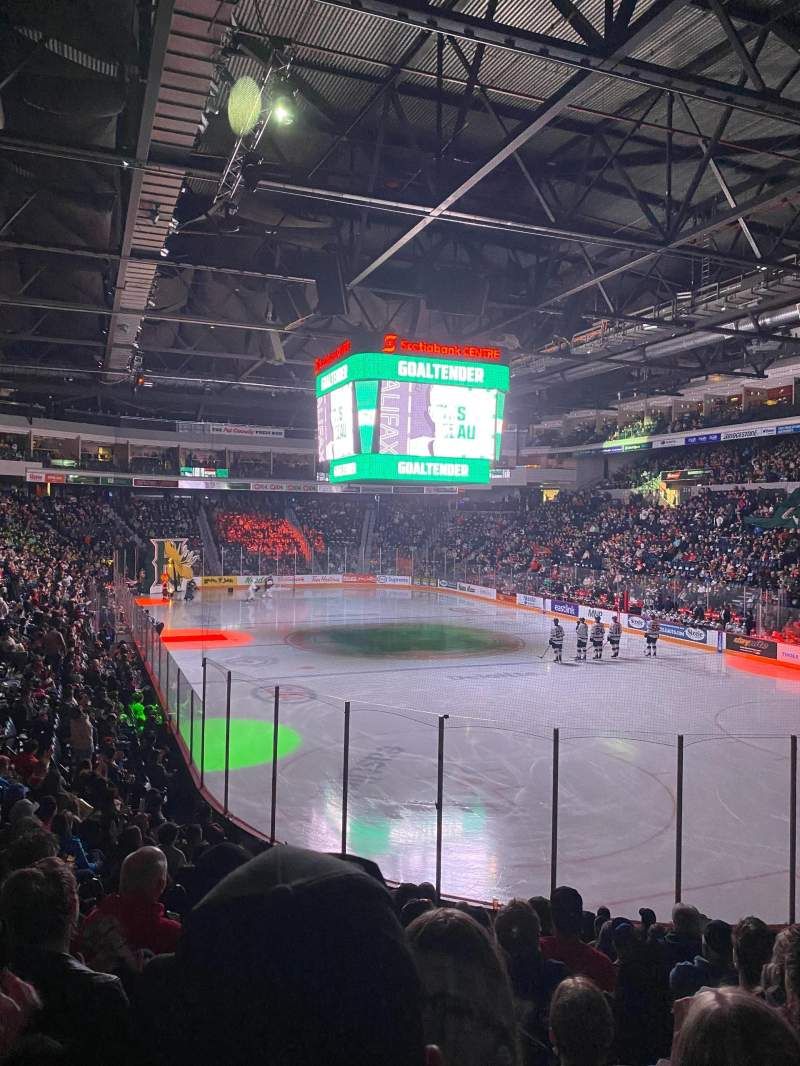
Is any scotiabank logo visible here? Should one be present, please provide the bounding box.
[382,333,501,361]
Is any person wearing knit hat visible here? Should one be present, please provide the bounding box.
[134,846,441,1066]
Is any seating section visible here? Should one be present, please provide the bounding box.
[1,486,800,1062]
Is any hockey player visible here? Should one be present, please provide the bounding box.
[575,618,588,661]
[590,619,605,660]
[608,616,622,659]
[246,582,256,602]
[646,616,660,657]
[549,618,565,663]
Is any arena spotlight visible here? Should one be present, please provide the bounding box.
[227,75,262,136]
[271,95,294,126]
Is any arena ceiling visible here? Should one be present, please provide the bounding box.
[2,0,800,430]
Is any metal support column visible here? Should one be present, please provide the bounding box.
[200,658,207,788]
[435,714,448,901]
[223,670,232,815]
[791,735,797,923]
[675,735,684,903]
[551,727,560,894]
[341,701,351,854]
[270,686,280,843]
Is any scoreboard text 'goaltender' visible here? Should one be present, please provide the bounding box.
[314,335,510,485]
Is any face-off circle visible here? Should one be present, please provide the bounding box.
[287,622,523,658]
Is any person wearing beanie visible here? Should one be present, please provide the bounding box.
[133,846,442,1066]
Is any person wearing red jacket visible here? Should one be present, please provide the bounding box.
[82,846,180,960]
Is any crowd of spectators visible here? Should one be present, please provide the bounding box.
[604,435,800,489]
[527,394,800,450]
[0,436,26,462]
[289,495,366,548]
[117,496,201,553]
[372,499,445,550]
[435,489,800,624]
[3,488,800,1062]
[213,509,323,572]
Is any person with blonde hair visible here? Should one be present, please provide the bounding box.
[671,986,800,1066]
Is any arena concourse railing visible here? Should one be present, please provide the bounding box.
[115,573,800,922]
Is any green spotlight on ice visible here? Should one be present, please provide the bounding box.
[227,75,262,136]
[271,95,294,126]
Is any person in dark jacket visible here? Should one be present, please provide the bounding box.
[495,899,567,1066]
[664,902,703,969]
[670,919,738,1000]
[0,857,131,1066]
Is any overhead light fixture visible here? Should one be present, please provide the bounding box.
[272,96,294,126]
[227,75,262,136]
[160,247,169,258]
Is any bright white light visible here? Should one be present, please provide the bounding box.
[272,98,294,126]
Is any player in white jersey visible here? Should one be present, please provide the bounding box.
[590,620,605,660]
[645,617,660,657]
[575,618,588,661]
[549,619,564,663]
[608,616,622,659]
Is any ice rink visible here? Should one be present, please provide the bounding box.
[145,586,800,922]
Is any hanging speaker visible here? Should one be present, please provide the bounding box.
[314,252,348,316]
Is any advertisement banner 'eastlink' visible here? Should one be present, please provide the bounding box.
[551,600,580,617]
[726,633,778,659]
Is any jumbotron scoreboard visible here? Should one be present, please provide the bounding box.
[315,333,510,484]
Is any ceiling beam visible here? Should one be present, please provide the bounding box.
[314,0,800,126]
[101,0,176,376]
[251,176,784,272]
[538,172,800,307]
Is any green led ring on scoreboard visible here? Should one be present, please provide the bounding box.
[315,334,510,486]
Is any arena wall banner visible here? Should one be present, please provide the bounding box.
[199,575,238,588]
[550,599,580,617]
[725,633,778,659]
[342,573,377,584]
[777,643,800,668]
[516,593,545,610]
[576,605,628,628]
[457,582,497,600]
[658,622,709,644]
[292,573,344,585]
[377,574,413,585]
[438,579,458,590]
[627,613,710,645]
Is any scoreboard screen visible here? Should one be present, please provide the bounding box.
[314,336,510,484]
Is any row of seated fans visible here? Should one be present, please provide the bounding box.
[2,489,800,1065]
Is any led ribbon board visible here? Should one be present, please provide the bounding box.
[315,342,509,485]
